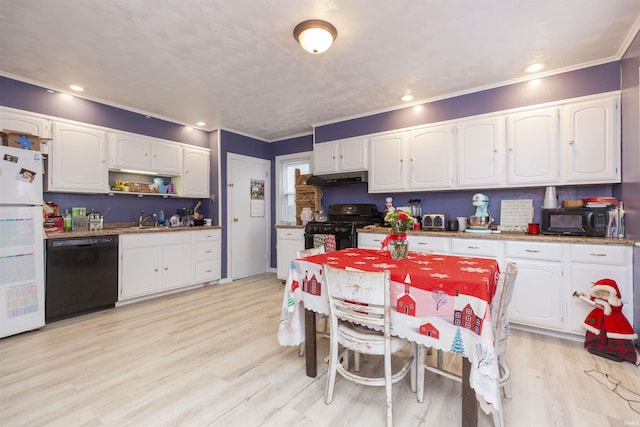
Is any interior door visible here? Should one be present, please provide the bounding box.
[227,153,270,279]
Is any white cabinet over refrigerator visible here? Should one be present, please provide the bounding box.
[0,145,45,338]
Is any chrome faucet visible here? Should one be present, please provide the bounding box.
[138,211,157,227]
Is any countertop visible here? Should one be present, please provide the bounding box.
[274,224,305,229]
[45,222,222,239]
[358,226,636,246]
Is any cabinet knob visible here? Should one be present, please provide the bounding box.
[164,267,168,271]
[508,147,513,152]
[569,140,574,145]
[493,149,498,153]
[233,217,239,222]
[154,268,158,272]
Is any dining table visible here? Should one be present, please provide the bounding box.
[278,247,502,426]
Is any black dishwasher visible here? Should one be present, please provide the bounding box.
[45,235,119,322]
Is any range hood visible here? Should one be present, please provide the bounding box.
[305,171,368,186]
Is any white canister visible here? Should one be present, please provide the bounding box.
[457,216,467,232]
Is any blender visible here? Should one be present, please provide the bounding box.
[466,193,493,233]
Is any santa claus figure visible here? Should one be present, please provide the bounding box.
[577,278,639,364]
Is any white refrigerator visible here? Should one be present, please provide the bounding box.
[0,145,45,338]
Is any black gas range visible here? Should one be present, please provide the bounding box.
[304,203,383,250]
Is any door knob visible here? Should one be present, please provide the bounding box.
[233,217,239,222]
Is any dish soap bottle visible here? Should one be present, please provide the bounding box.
[158,210,165,226]
[63,209,72,232]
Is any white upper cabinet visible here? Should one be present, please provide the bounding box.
[0,108,50,142]
[368,125,454,193]
[506,107,559,186]
[562,95,620,184]
[456,115,506,188]
[151,140,183,175]
[312,137,368,175]
[181,146,210,198]
[368,132,406,192]
[109,132,183,176]
[48,121,109,193]
[109,133,151,171]
[408,125,455,190]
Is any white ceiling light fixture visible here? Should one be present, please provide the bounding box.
[293,19,337,54]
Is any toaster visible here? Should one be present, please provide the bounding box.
[422,214,446,230]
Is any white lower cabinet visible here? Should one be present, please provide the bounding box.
[119,229,220,301]
[276,228,304,280]
[565,244,633,335]
[194,229,221,283]
[505,241,564,330]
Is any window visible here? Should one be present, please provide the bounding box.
[276,153,311,224]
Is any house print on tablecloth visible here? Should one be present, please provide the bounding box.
[419,322,440,339]
[302,271,321,296]
[453,302,483,334]
[397,286,416,316]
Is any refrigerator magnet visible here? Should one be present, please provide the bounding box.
[18,168,36,183]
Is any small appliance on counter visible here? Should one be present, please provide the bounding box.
[466,193,493,234]
[422,213,446,230]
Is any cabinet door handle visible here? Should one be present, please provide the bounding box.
[205,250,212,254]
[467,245,479,249]
[417,242,428,245]
[154,268,159,272]
[525,249,540,253]
[589,253,607,257]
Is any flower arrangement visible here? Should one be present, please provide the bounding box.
[384,208,415,234]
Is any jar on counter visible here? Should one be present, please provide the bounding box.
[301,207,313,225]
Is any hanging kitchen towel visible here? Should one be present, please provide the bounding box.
[325,234,336,252]
[313,234,326,250]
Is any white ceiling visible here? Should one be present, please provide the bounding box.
[2,1,640,141]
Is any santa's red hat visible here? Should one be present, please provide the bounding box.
[588,278,622,314]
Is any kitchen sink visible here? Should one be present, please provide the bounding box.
[129,225,156,229]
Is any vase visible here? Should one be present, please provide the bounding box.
[389,238,409,260]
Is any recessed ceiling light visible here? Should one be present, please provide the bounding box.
[401,94,414,102]
[196,121,206,127]
[69,84,84,92]
[525,63,545,73]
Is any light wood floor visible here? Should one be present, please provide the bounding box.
[2,273,640,427]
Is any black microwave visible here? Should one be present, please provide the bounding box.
[541,207,609,237]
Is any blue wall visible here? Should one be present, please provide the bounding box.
[1,61,623,278]
[0,76,214,224]
[304,61,620,235]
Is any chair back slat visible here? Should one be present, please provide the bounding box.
[324,265,389,328]
[492,262,518,345]
[297,246,325,258]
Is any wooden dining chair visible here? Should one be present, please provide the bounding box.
[415,262,518,427]
[323,264,415,427]
[296,246,326,356]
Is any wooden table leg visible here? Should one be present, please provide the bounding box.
[305,308,317,377]
[461,357,478,427]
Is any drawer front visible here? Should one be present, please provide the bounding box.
[358,233,386,249]
[505,241,562,261]
[195,241,220,262]
[194,230,221,243]
[450,238,500,257]
[407,235,449,254]
[195,261,220,282]
[570,244,628,265]
[277,228,304,241]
